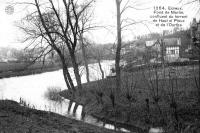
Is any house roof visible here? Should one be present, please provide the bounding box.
[146,39,160,47]
[164,38,181,46]
[145,38,181,48]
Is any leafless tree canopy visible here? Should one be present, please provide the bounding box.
[17,0,95,92]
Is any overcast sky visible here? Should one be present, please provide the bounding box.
[0,0,199,49]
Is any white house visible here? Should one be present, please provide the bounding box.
[164,38,181,62]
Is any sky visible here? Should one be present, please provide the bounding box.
[0,0,199,49]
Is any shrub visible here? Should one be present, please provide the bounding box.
[44,86,64,103]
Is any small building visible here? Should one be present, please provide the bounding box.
[164,38,181,62]
[146,39,161,52]
[145,38,181,62]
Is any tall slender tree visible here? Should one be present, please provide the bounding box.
[115,0,122,93]
[114,0,151,93]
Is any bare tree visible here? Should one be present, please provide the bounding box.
[78,7,94,83]
[80,35,90,82]
[90,44,105,79]
[17,0,95,93]
[114,0,150,93]
[115,0,122,93]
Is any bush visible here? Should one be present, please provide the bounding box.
[44,86,64,103]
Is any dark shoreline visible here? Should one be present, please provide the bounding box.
[0,59,106,79]
[0,66,61,79]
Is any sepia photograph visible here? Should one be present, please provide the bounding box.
[0,0,199,132]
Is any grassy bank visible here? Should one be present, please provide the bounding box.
[0,62,61,79]
[60,65,200,132]
[0,100,122,133]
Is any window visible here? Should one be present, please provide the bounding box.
[171,50,175,55]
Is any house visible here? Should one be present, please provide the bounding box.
[145,38,181,62]
[146,39,161,52]
[164,38,181,62]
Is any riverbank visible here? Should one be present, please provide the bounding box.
[0,66,61,79]
[60,65,200,132]
[0,100,122,133]
[0,62,61,79]
[0,59,106,79]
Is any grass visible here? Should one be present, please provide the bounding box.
[60,65,200,132]
[0,100,123,133]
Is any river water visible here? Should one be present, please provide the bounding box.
[0,60,119,129]
[0,60,166,132]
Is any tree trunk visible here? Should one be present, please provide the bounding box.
[59,53,75,92]
[62,66,72,90]
[198,51,200,103]
[68,100,73,113]
[71,52,83,90]
[81,106,86,120]
[73,103,79,116]
[115,0,122,93]
[98,59,104,79]
[80,35,90,82]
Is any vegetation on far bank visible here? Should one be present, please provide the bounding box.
[0,58,107,79]
[0,61,61,79]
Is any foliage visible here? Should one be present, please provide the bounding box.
[44,86,64,104]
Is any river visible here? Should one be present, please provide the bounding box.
[0,60,120,129]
